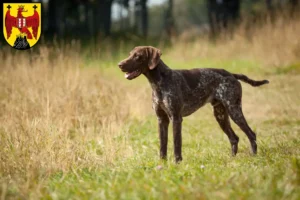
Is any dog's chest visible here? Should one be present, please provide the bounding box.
[152,89,178,115]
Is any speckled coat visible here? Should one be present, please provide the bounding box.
[118,46,269,163]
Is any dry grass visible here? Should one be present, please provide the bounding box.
[0,15,300,199]
[0,45,150,197]
[174,16,300,68]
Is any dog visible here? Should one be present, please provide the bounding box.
[118,46,269,163]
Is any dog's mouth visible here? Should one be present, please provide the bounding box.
[124,69,142,80]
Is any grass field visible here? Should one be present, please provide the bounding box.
[0,17,300,199]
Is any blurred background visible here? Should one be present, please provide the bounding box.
[1,0,299,41]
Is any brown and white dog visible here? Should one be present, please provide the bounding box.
[118,46,269,163]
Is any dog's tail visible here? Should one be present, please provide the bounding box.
[233,74,269,87]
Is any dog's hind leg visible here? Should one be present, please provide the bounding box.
[227,105,257,155]
[213,102,239,156]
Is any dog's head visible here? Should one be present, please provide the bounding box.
[118,46,162,80]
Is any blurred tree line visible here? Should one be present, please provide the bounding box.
[1,0,299,41]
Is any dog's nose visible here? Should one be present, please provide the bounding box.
[118,62,124,68]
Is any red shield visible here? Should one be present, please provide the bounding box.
[16,17,26,28]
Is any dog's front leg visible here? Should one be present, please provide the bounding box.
[158,116,169,160]
[172,116,183,163]
[155,105,170,160]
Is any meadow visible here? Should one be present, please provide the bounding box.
[0,16,300,199]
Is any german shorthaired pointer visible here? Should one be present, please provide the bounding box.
[118,46,269,163]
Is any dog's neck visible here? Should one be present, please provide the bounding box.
[143,59,172,90]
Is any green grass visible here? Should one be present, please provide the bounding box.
[47,54,300,199]
[46,116,300,200]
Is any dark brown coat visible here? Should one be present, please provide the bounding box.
[118,46,269,163]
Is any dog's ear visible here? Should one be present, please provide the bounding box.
[147,47,162,70]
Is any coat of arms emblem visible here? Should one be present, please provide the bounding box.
[3,3,41,50]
